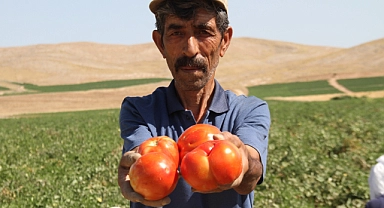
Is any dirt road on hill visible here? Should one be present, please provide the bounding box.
[328,76,354,96]
[262,77,384,102]
[265,90,384,102]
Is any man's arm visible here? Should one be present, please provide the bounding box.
[233,145,263,195]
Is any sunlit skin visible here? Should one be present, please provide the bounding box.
[152,8,232,123]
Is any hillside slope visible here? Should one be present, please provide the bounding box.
[284,38,384,81]
[1,37,384,117]
[2,37,383,90]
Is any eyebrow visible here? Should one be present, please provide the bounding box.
[195,22,212,30]
[167,23,184,31]
[167,22,214,31]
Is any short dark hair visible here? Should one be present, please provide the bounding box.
[154,0,229,39]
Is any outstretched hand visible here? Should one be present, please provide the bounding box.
[117,150,171,207]
[191,132,249,193]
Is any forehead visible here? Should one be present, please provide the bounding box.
[164,9,217,29]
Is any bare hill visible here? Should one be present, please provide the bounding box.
[1,37,383,91]
[0,42,170,86]
[215,38,342,92]
[1,37,384,117]
[284,38,384,81]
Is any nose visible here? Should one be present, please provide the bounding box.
[183,36,199,57]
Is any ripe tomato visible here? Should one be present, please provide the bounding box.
[129,152,178,201]
[177,124,221,163]
[137,136,179,165]
[180,140,242,192]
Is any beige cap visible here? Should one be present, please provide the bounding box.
[149,0,228,13]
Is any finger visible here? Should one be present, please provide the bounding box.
[119,176,171,206]
[117,152,140,192]
[212,133,225,140]
[121,179,145,203]
[120,152,141,168]
[119,170,171,206]
[213,132,243,149]
[140,197,171,207]
[117,165,130,187]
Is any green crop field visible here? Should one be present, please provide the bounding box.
[0,110,125,207]
[0,86,9,91]
[254,97,384,207]
[8,78,170,95]
[4,76,382,98]
[248,80,341,99]
[1,97,383,207]
[338,76,384,92]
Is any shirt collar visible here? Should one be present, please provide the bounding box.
[166,79,229,115]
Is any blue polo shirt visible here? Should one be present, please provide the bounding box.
[120,79,270,208]
[366,195,384,208]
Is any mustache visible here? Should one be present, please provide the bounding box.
[174,56,207,71]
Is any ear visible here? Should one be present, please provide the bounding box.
[220,26,233,57]
[152,30,166,58]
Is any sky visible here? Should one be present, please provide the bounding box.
[1,0,384,48]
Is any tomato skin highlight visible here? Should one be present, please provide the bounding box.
[129,152,178,201]
[209,140,242,185]
[137,136,179,165]
[177,124,221,163]
[180,140,242,192]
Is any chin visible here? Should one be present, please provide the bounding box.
[175,79,204,91]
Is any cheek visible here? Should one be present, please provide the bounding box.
[165,58,175,70]
[165,57,180,75]
[162,47,178,68]
[207,47,221,67]
[202,39,222,59]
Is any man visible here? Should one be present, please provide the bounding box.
[366,155,384,208]
[118,0,271,207]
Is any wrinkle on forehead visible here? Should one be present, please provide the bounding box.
[165,10,217,31]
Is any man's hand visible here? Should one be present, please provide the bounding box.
[117,150,171,207]
[193,132,262,195]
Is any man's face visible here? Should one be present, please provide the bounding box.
[153,9,231,91]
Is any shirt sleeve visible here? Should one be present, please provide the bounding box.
[119,97,153,154]
[233,97,271,184]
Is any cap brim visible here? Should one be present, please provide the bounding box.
[149,0,227,14]
[149,0,163,14]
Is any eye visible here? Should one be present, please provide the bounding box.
[198,29,214,37]
[171,31,183,36]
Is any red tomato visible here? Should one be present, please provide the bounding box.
[137,136,179,165]
[129,152,178,201]
[177,124,221,163]
[180,140,242,192]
